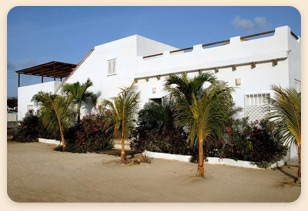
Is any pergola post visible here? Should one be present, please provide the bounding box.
[18,73,20,87]
[53,63,56,81]
[41,67,43,83]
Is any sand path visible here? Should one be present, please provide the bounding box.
[7,141,300,202]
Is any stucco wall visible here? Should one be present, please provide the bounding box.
[18,26,300,126]
[18,81,62,120]
[56,35,179,117]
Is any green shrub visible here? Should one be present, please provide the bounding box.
[13,110,39,142]
[13,110,56,142]
[249,120,287,168]
[220,118,287,168]
[131,101,191,155]
[62,113,113,153]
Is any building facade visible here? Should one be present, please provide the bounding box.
[17,25,300,161]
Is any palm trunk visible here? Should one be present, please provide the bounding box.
[59,123,66,149]
[77,103,81,124]
[197,130,204,177]
[52,102,66,149]
[121,103,126,161]
[297,144,301,183]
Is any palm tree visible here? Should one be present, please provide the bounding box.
[165,73,216,105]
[102,83,140,161]
[268,85,301,182]
[32,92,74,149]
[62,78,97,124]
[166,74,233,177]
[165,73,217,148]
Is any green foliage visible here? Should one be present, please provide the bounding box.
[249,120,288,168]
[7,97,17,109]
[32,91,75,146]
[172,79,234,147]
[268,85,301,148]
[56,112,113,153]
[13,110,39,142]
[13,110,55,142]
[165,73,215,105]
[220,119,288,168]
[62,78,97,123]
[131,101,190,155]
[102,83,140,140]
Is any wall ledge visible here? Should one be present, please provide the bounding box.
[143,150,284,169]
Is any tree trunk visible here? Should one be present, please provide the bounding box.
[197,130,204,177]
[59,124,66,149]
[53,102,66,149]
[77,103,81,124]
[121,105,126,161]
[297,144,301,183]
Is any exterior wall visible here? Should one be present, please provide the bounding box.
[18,81,62,120]
[136,26,299,116]
[288,33,301,92]
[56,35,178,117]
[16,25,300,162]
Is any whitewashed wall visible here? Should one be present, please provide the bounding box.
[17,26,300,162]
[18,81,62,120]
[56,35,178,117]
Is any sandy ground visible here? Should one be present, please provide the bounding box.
[7,141,300,202]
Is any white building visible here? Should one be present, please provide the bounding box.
[16,25,300,162]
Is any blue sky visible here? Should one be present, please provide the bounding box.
[7,6,301,97]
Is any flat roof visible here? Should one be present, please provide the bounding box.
[16,61,77,78]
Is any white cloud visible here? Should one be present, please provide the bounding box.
[232,16,271,31]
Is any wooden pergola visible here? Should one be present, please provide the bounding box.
[16,61,77,87]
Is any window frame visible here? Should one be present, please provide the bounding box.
[107,58,117,76]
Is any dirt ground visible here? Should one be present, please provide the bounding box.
[7,141,300,202]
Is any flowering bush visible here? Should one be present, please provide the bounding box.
[220,119,253,161]
[13,110,54,142]
[62,112,113,153]
[249,120,287,168]
[220,118,287,168]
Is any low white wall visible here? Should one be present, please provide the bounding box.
[38,138,62,145]
[143,150,284,169]
[143,150,191,162]
[7,113,18,121]
[113,140,131,150]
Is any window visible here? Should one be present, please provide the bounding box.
[107,59,117,76]
[244,93,270,106]
[244,93,270,122]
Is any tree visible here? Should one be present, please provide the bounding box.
[165,73,216,147]
[102,83,140,161]
[165,73,216,105]
[62,78,97,124]
[7,97,17,109]
[268,85,301,182]
[32,92,74,149]
[166,73,233,177]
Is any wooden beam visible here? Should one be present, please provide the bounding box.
[232,65,237,71]
[272,59,278,66]
[53,63,56,81]
[251,62,256,69]
[18,73,20,87]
